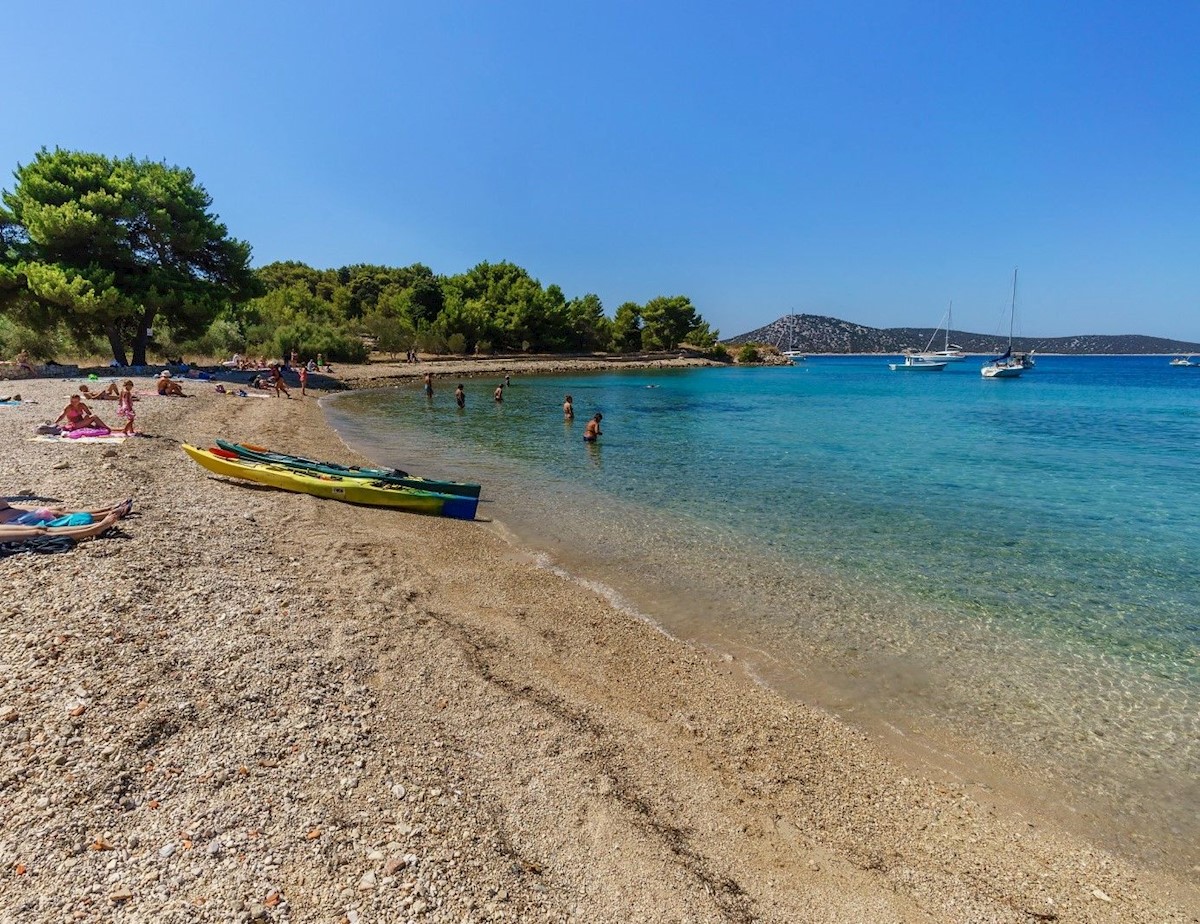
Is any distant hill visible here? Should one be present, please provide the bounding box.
[724,314,1200,355]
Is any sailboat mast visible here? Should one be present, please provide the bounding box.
[1009,268,1018,349]
[945,300,952,352]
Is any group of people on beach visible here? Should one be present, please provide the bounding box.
[421,374,603,442]
[53,380,138,436]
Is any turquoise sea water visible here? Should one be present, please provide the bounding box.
[324,356,1200,870]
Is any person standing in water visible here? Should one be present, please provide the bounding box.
[423,372,433,397]
[493,384,504,403]
[563,394,574,420]
[583,412,602,442]
[455,383,465,408]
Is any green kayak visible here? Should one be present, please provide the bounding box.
[215,439,482,499]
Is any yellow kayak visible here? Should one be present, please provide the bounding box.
[182,445,478,519]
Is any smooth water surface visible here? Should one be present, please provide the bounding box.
[324,356,1200,870]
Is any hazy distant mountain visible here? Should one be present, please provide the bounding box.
[725,313,1200,355]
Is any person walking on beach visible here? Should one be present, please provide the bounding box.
[115,380,137,436]
[583,412,602,442]
[270,364,290,398]
[563,394,574,420]
[423,372,434,397]
[494,384,504,403]
[298,363,308,397]
[455,384,465,408]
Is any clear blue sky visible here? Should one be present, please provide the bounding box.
[5,1,1198,341]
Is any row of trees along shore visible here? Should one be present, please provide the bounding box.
[0,148,720,366]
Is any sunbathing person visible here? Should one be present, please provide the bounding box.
[80,382,120,400]
[54,394,108,431]
[0,497,132,526]
[0,507,125,543]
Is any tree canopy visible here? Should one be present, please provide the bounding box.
[1,149,719,364]
[0,148,256,365]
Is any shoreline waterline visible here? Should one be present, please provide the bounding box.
[322,358,1199,880]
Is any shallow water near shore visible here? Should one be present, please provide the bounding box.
[324,355,1200,874]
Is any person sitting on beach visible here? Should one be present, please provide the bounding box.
[80,382,120,400]
[563,394,574,420]
[583,412,602,442]
[15,349,35,375]
[54,394,107,431]
[156,371,187,396]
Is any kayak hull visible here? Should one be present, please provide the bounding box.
[183,445,478,520]
[214,439,481,499]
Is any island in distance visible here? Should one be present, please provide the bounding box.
[725,313,1200,356]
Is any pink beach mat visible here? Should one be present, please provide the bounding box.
[30,432,131,444]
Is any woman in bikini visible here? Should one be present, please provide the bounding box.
[54,394,107,431]
[80,382,120,400]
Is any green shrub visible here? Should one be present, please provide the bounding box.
[737,344,760,364]
[188,317,247,358]
[707,343,729,361]
[272,321,369,363]
[447,332,467,355]
[474,339,492,356]
[416,329,448,355]
[0,317,70,360]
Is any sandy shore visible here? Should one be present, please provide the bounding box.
[1,364,1197,923]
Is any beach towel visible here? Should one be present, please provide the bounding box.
[0,535,77,558]
[30,433,130,444]
[63,427,112,439]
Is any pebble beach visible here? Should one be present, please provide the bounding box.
[1,362,1197,923]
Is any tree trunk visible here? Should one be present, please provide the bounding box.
[106,324,128,367]
[131,309,156,367]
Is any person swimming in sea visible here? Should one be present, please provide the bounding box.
[583,412,602,442]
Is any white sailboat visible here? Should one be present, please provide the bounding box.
[910,301,967,362]
[775,314,807,361]
[981,269,1025,379]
